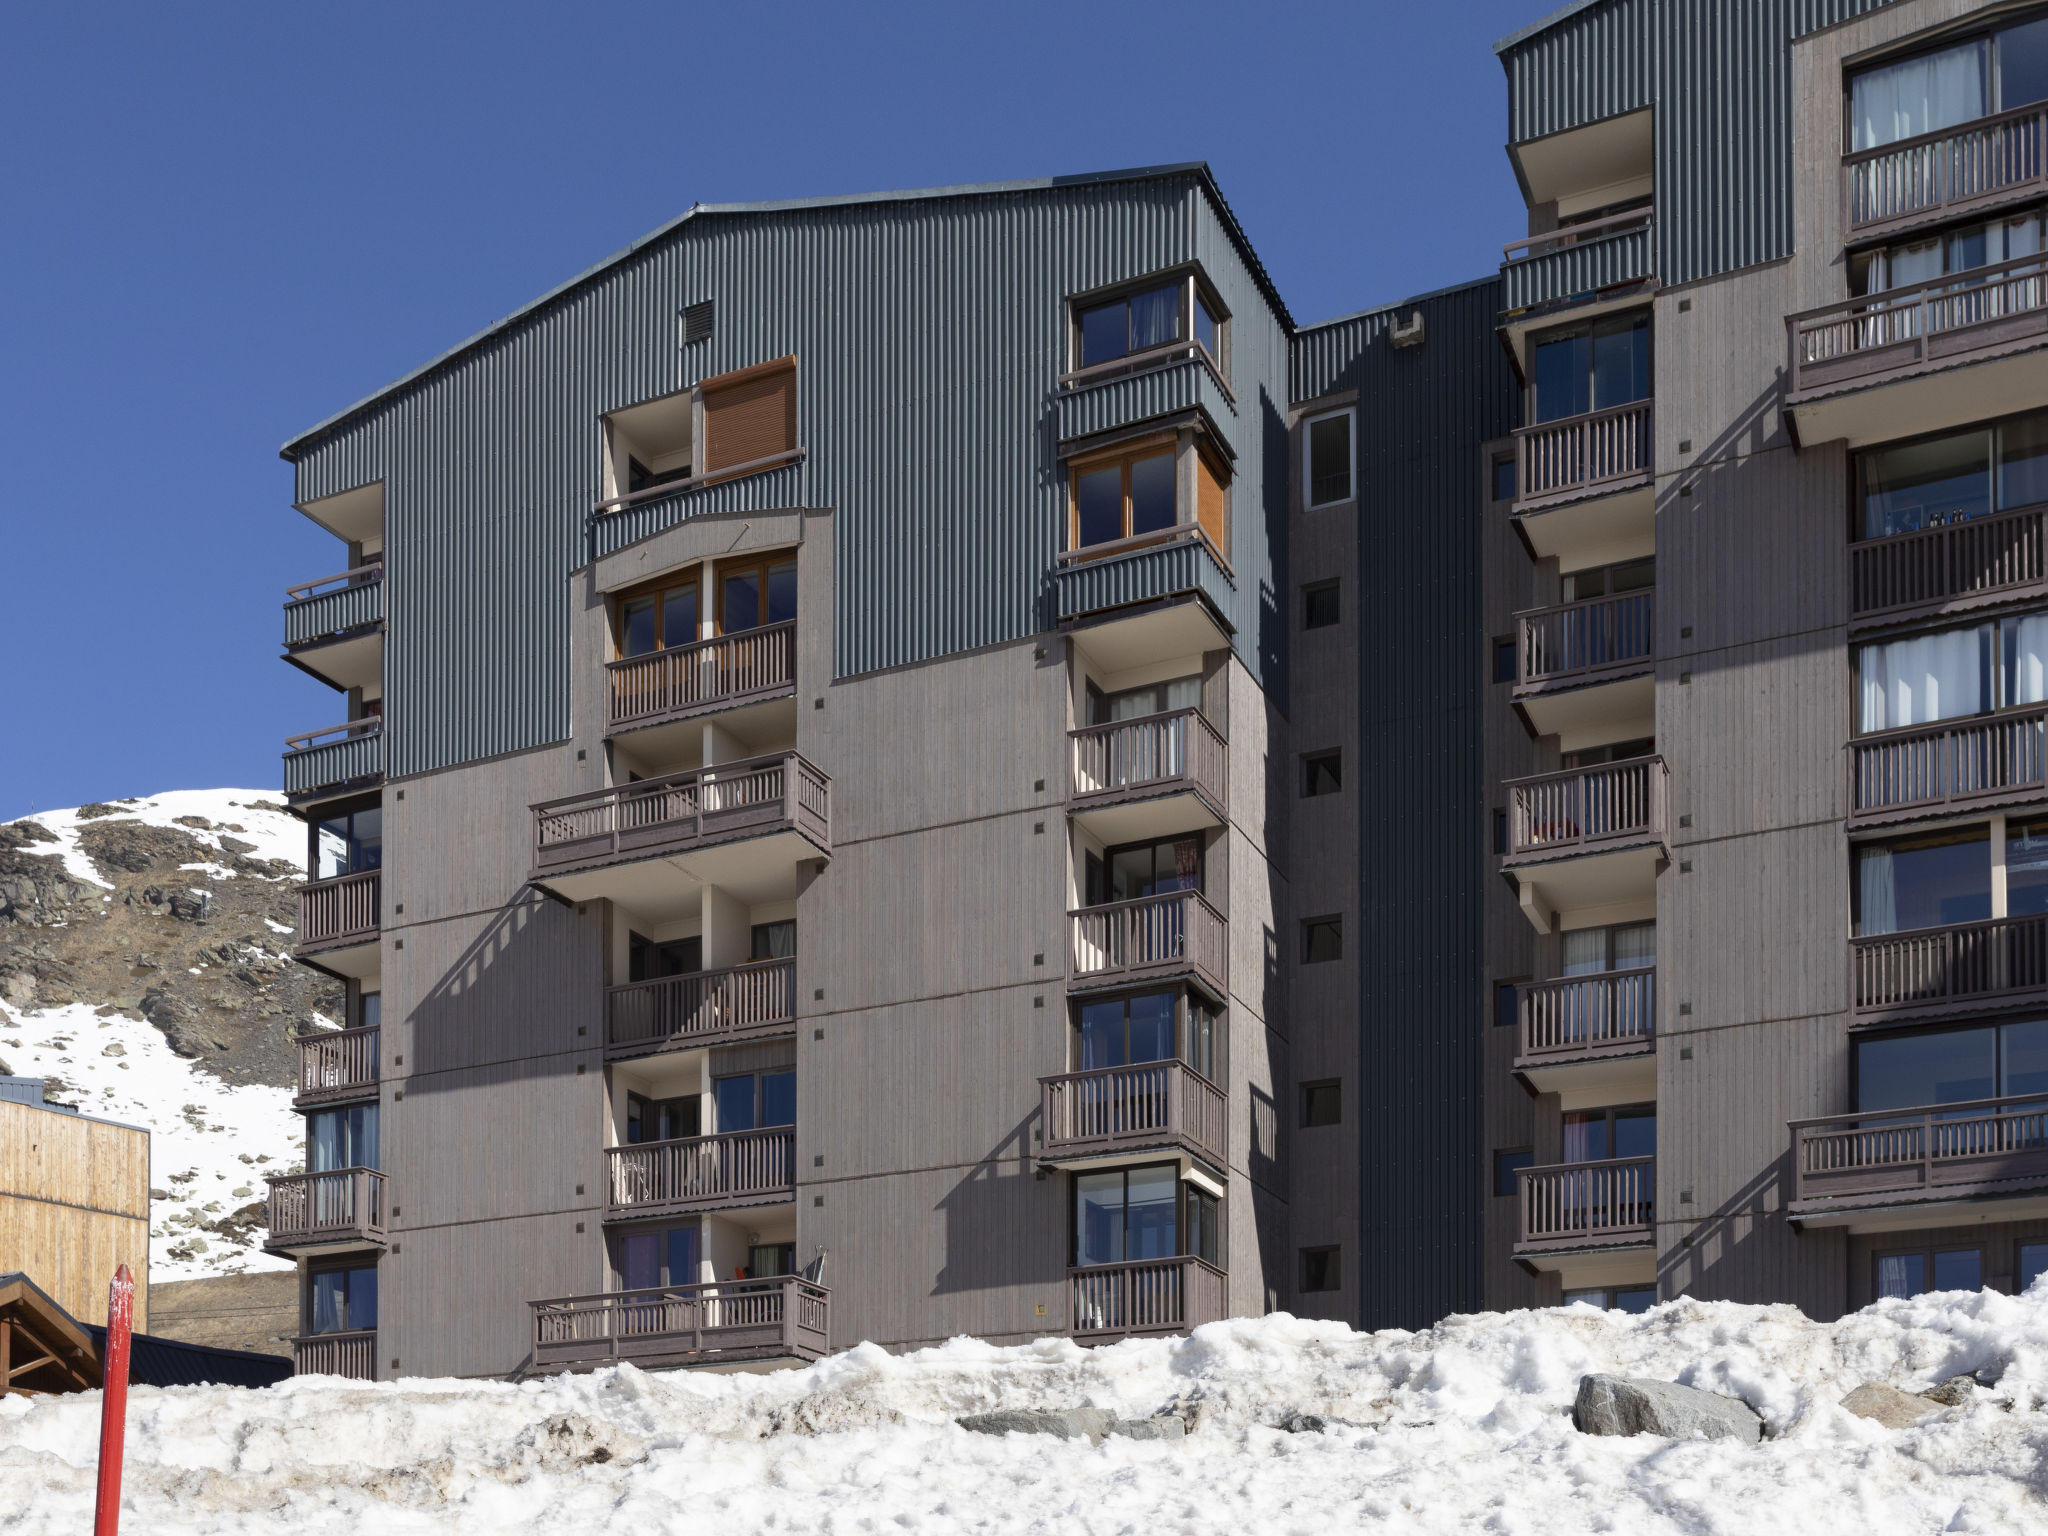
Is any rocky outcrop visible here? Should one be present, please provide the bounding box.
[1840,1376,1979,1426]
[1572,1374,1764,1443]
[957,1408,1188,1442]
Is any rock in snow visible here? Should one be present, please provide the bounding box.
[1573,1372,1765,1443]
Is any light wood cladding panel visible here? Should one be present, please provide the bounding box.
[384,1208,605,1380]
[0,1101,149,1330]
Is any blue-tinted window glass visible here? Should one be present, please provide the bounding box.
[668,1226,701,1286]
[1857,1028,1997,1112]
[1185,1186,1220,1265]
[2001,17,2048,110]
[1494,1149,1533,1197]
[1080,301,1129,367]
[1860,433,1992,539]
[722,572,760,635]
[622,1233,659,1291]
[760,1070,796,1128]
[2001,414,2048,510]
[1076,465,1123,547]
[766,560,798,625]
[1075,1170,1125,1266]
[1127,992,1175,1063]
[1194,294,1217,356]
[1850,39,1986,151]
[1125,1166,1178,1259]
[1128,286,1179,351]
[350,808,382,872]
[312,1270,346,1333]
[1562,1112,1609,1162]
[661,587,698,647]
[1854,830,1991,936]
[348,1266,377,1329]
[1129,453,1176,535]
[309,1105,374,1172]
[1078,999,1127,1071]
[1496,982,1520,1031]
[1590,313,1651,411]
[1613,1286,1658,1314]
[1932,1248,1983,1292]
[622,596,658,657]
[715,1074,758,1133]
[2008,822,2048,917]
[1613,1108,1657,1159]
[1877,1252,1927,1298]
[1533,331,1591,423]
[2001,1019,2048,1096]
[2020,1242,2048,1291]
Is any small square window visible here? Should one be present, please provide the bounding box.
[1302,751,1342,797]
[1492,456,1516,503]
[1493,637,1518,684]
[1303,580,1340,630]
[1302,916,1342,963]
[1493,808,1508,856]
[1300,1246,1341,1292]
[1301,1080,1341,1127]
[1495,981,1522,1031]
[1494,1148,1534,1197]
[1305,411,1355,507]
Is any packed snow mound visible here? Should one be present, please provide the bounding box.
[4,1289,2046,1533]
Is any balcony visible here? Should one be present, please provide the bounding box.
[1055,526,1235,628]
[530,1276,828,1374]
[292,1329,376,1380]
[1852,912,2048,1025]
[1513,401,1652,515]
[1513,969,1655,1105]
[1845,101,2048,245]
[1067,707,1227,844]
[294,870,380,979]
[1502,757,1668,932]
[284,718,384,801]
[294,1024,379,1108]
[1788,1093,2048,1231]
[1501,210,1654,318]
[529,752,829,912]
[1515,1155,1655,1270]
[1056,346,1235,445]
[1849,706,2048,829]
[284,565,383,695]
[1039,1061,1226,1168]
[1850,505,2048,631]
[606,620,796,736]
[1068,890,1227,1001]
[264,1168,387,1256]
[606,1127,795,1219]
[1513,591,1655,744]
[1069,1255,1227,1343]
[605,958,796,1062]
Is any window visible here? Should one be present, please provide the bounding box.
[1303,581,1340,630]
[1493,637,1518,684]
[1494,1148,1534,1197]
[1073,1165,1219,1267]
[1075,990,1222,1081]
[1849,16,2048,151]
[604,389,694,502]
[750,920,797,961]
[1562,1105,1655,1162]
[2020,1241,2048,1292]
[1088,835,1204,906]
[1857,411,2048,540]
[1493,808,1508,856]
[747,1241,797,1279]
[309,1103,378,1172]
[1854,609,2048,733]
[615,573,700,660]
[627,1091,699,1145]
[629,932,700,982]
[621,1224,700,1290]
[1876,1246,1984,1299]
[1562,557,1654,603]
[1305,411,1355,507]
[700,356,798,474]
[1069,435,1229,556]
[1302,751,1342,797]
[1563,1285,1657,1313]
[1301,1081,1341,1127]
[1072,274,1225,372]
[1302,916,1342,964]
[713,1070,796,1132]
[1851,207,2046,296]
[1495,981,1522,1031]
[716,554,797,635]
[1087,675,1201,725]
[309,1265,377,1334]
[1854,826,1991,935]
[1299,1246,1341,1292]
[1532,310,1650,424]
[313,804,381,880]
[1855,1018,2048,1111]
[1492,456,1516,503]
[1561,737,1655,770]
[1560,922,1656,976]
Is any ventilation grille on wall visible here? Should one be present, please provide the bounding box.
[680,300,714,345]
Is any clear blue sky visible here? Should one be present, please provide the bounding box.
[0,0,1539,819]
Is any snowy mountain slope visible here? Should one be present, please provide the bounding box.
[0,790,335,1280]
[2,1288,2043,1533]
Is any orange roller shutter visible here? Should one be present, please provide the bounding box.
[1196,445,1229,555]
[702,357,798,473]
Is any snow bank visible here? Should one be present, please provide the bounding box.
[2,1289,2043,1533]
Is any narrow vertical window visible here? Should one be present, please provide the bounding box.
[1305,411,1355,507]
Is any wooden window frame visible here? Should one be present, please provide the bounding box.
[713,551,799,636]
[1065,267,1231,386]
[1066,427,1231,563]
[611,570,702,660]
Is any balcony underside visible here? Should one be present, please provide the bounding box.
[1064,589,1231,674]
[1068,956,1226,1005]
[534,828,823,924]
[1067,787,1223,847]
[294,932,381,986]
[1790,1185,2048,1235]
[1789,345,2048,451]
[1513,1242,1656,1286]
[1513,482,1654,574]
[1515,672,1654,752]
[1034,1145,1227,1188]
[605,1189,796,1222]
[607,692,797,753]
[262,1231,385,1260]
[1506,842,1663,933]
[285,628,382,694]
[532,1340,822,1375]
[1515,1046,1656,1110]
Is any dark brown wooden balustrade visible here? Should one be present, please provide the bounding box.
[1850,706,2048,827]
[605,958,796,1059]
[606,620,797,733]
[265,1168,386,1252]
[1513,401,1651,512]
[1069,1256,1227,1341]
[292,1330,376,1379]
[295,1025,379,1105]
[1516,591,1654,691]
[1040,1060,1227,1166]
[1851,505,2048,625]
[1517,969,1654,1065]
[531,1276,828,1372]
[1069,890,1227,999]
[1504,756,1667,863]
[531,752,830,878]
[1068,707,1227,816]
[606,1127,795,1216]
[1852,912,2048,1023]
[1516,1156,1654,1251]
[297,870,380,950]
[1845,101,2048,240]
[1788,250,2048,400]
[1790,1092,2048,1209]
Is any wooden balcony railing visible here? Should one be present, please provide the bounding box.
[1788,251,2048,400]
[1069,1256,1228,1340]
[1852,912,2048,1022]
[297,870,380,949]
[1069,890,1228,998]
[1504,756,1667,863]
[606,619,796,733]
[1517,969,1654,1063]
[1516,590,1654,690]
[265,1168,386,1251]
[295,1024,379,1104]
[1068,707,1227,814]
[1851,504,2048,624]
[1850,706,2048,826]
[605,958,796,1059]
[606,1127,795,1215]
[292,1329,376,1380]
[1846,101,2048,239]
[1513,400,1651,511]
[1516,1156,1654,1250]
[531,751,830,878]
[1790,1091,2048,1208]
[531,1277,828,1372]
[1040,1060,1227,1166]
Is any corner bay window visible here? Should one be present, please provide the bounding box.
[1085,834,1203,907]
[1532,310,1649,424]
[313,805,381,880]
[1857,410,2048,540]
[714,1070,795,1132]
[1068,434,1229,558]
[1074,989,1222,1082]
[614,553,796,659]
[309,1103,378,1172]
[1073,1165,1221,1269]
[1849,17,2048,152]
[1073,274,1224,374]
[310,1266,377,1335]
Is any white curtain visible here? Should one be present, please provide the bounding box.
[1858,844,1898,937]
[1858,625,1988,731]
[1560,929,1606,976]
[2006,613,2048,705]
[1852,41,1986,150]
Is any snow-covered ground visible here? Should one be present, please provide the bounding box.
[2,1287,2043,1533]
[14,787,306,887]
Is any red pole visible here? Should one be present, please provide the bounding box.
[93,1264,134,1536]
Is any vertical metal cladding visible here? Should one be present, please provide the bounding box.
[284,170,1294,781]
[1501,0,1656,143]
[1293,278,1514,1330]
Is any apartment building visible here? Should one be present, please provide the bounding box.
[1484,0,2048,1321]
